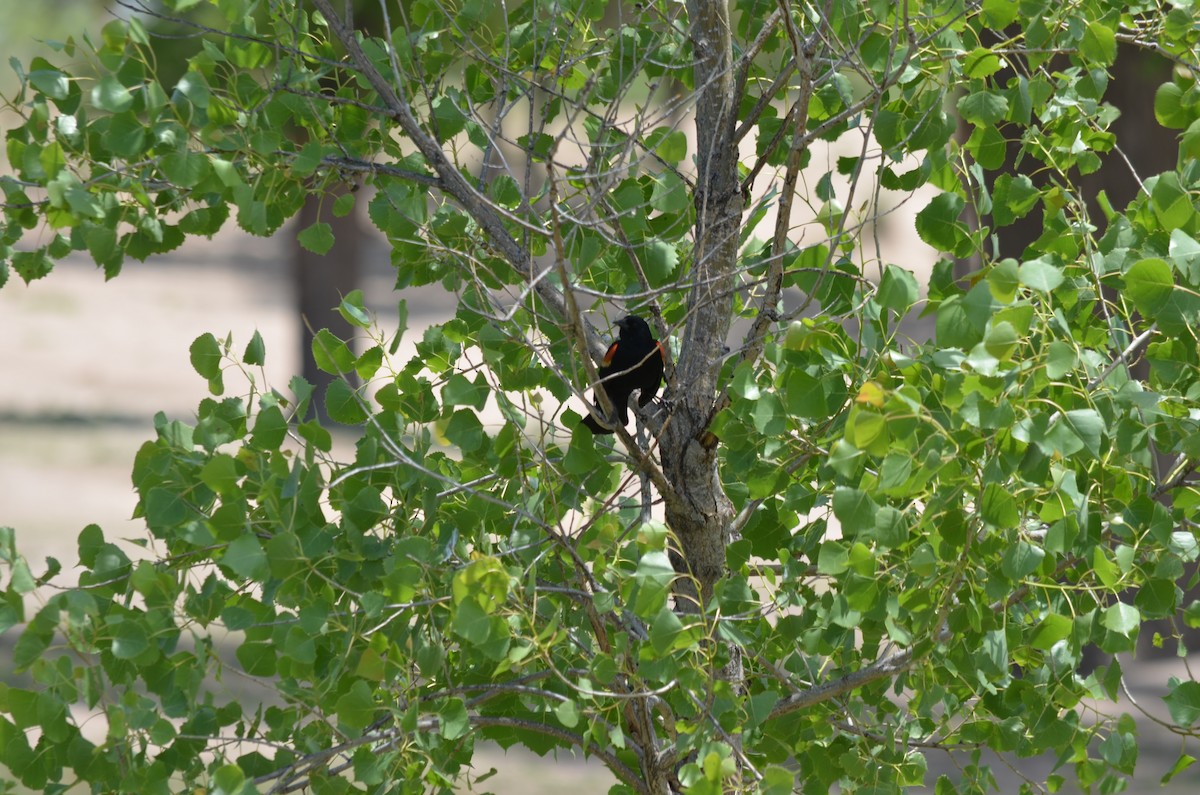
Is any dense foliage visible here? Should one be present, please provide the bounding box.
[5,0,1200,793]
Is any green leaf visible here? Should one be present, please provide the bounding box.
[632,551,675,618]
[243,330,266,366]
[452,599,493,645]
[847,408,888,456]
[1165,678,1200,727]
[980,482,1018,529]
[1079,21,1117,65]
[965,124,1007,169]
[980,0,1018,27]
[870,505,907,548]
[200,454,240,495]
[1136,577,1178,619]
[297,419,332,452]
[1093,546,1121,589]
[145,487,190,532]
[189,332,222,379]
[335,680,377,732]
[644,240,678,283]
[1124,257,1174,317]
[915,192,967,253]
[1155,82,1191,129]
[649,608,685,655]
[312,328,356,374]
[832,487,880,536]
[649,170,689,213]
[876,264,918,313]
[160,151,211,188]
[935,284,991,349]
[1000,540,1044,581]
[957,91,1008,125]
[106,113,146,158]
[747,692,782,732]
[211,764,246,795]
[1162,754,1197,784]
[1185,600,1200,629]
[77,524,105,568]
[1017,258,1064,292]
[984,320,1019,361]
[980,629,1008,676]
[817,541,848,575]
[999,173,1040,220]
[438,698,469,740]
[12,250,53,283]
[333,191,356,217]
[13,619,52,670]
[987,258,1020,303]
[355,345,383,380]
[432,94,468,139]
[297,221,334,255]
[1045,341,1076,380]
[91,75,133,112]
[1062,409,1104,457]
[441,409,484,453]
[179,204,230,236]
[963,48,1003,79]
[46,170,101,220]
[1170,228,1200,282]
[338,290,371,329]
[223,534,268,580]
[451,557,510,611]
[451,602,510,663]
[235,639,276,676]
[111,619,151,660]
[39,142,66,179]
[1030,612,1073,650]
[1102,602,1139,637]
[82,223,118,272]
[0,590,22,634]
[1181,118,1200,162]
[8,557,35,595]
[647,128,688,164]
[442,373,489,410]
[1153,172,1195,229]
[29,59,70,100]
[325,380,368,425]
[486,175,520,209]
[251,405,287,449]
[564,424,608,473]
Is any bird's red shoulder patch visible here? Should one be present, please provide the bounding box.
[602,342,619,367]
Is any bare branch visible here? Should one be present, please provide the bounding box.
[309,0,570,326]
[769,646,916,721]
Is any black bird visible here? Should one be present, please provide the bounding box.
[579,315,665,435]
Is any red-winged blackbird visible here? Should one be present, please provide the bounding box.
[580,315,665,434]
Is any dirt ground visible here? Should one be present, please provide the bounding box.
[3,224,1200,793]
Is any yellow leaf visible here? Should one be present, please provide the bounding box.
[855,381,886,407]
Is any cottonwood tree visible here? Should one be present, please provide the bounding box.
[4,0,1200,793]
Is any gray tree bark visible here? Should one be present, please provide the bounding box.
[665,0,741,603]
[293,188,361,424]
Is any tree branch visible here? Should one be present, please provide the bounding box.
[309,0,570,326]
[768,646,916,721]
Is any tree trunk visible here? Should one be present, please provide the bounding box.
[292,187,361,423]
[664,0,742,678]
